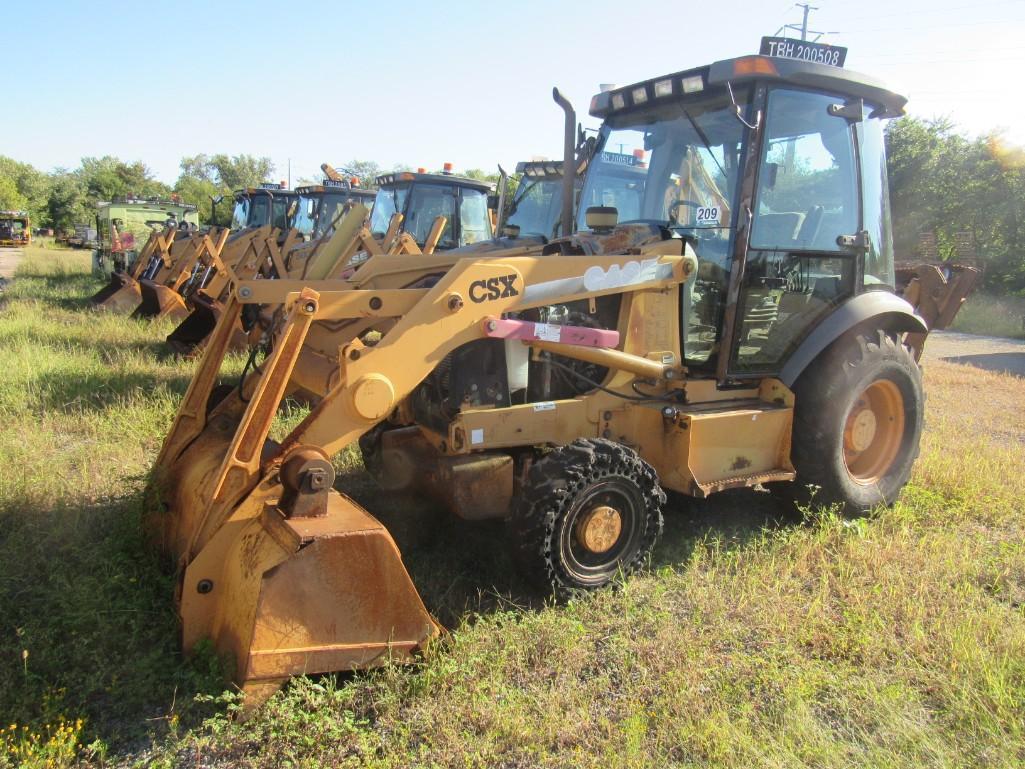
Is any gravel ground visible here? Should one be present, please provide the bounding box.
[923,329,1025,377]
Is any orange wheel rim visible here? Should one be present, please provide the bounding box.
[843,379,905,485]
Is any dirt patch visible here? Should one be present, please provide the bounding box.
[923,330,1025,377]
[0,247,24,280]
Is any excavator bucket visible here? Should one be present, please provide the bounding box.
[897,262,980,356]
[91,227,176,312]
[149,282,438,702]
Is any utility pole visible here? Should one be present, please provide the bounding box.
[797,3,816,40]
[774,3,833,42]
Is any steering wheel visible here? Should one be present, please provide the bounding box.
[667,199,702,225]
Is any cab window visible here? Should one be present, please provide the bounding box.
[751,88,858,251]
[458,187,491,245]
[405,184,456,248]
[732,88,860,375]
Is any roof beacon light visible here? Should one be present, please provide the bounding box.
[417,167,427,174]
[350,177,360,186]
[681,75,704,94]
[442,162,453,175]
[733,56,778,77]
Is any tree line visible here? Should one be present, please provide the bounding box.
[2,115,1023,294]
[0,154,286,231]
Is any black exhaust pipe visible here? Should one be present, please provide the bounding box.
[552,87,576,239]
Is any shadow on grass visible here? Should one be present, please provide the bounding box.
[340,472,799,629]
[0,491,225,747]
[2,324,178,359]
[27,367,193,413]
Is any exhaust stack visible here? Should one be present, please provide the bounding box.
[553,87,576,239]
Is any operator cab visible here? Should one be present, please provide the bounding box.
[230,184,297,231]
[369,170,493,249]
[293,180,376,242]
[580,53,905,381]
[501,160,585,243]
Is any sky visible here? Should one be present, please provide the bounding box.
[2,0,1024,185]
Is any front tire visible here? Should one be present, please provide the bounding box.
[787,328,924,514]
[510,438,665,597]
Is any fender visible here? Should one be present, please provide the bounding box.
[780,291,928,387]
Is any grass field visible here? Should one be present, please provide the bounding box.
[0,250,1023,768]
[951,291,1025,339]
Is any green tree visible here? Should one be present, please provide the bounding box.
[46,172,90,232]
[77,156,170,201]
[207,154,275,190]
[0,176,28,211]
[886,116,1025,294]
[0,156,50,225]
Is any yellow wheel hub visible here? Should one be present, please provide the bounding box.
[576,505,623,554]
[843,380,905,485]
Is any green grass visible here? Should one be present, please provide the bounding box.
[950,291,1025,339]
[1,253,1023,767]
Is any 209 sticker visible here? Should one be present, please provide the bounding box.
[696,206,720,226]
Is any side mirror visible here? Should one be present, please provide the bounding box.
[502,224,520,239]
[487,193,500,210]
[585,206,618,233]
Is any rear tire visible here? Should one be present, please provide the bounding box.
[510,438,665,598]
[784,328,923,515]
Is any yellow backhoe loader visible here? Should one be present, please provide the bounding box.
[163,169,495,356]
[150,52,976,705]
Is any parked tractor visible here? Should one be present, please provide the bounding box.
[150,53,975,704]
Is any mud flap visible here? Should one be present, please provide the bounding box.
[90,273,143,313]
[178,490,440,702]
[133,279,189,321]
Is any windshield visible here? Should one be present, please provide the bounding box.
[294,195,319,238]
[316,192,361,239]
[231,197,249,230]
[506,177,562,239]
[577,94,748,233]
[370,186,410,237]
[458,187,492,245]
[248,195,271,227]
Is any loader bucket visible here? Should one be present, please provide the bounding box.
[90,272,143,312]
[133,279,189,322]
[165,291,248,356]
[149,292,440,703]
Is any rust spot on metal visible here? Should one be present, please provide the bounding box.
[730,456,752,471]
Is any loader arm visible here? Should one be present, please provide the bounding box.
[150,246,692,701]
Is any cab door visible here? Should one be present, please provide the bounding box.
[726,87,863,378]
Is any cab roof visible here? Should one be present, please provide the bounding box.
[375,171,493,192]
[589,54,907,120]
[295,185,376,199]
[233,187,298,198]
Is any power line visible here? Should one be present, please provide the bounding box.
[773,3,839,41]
